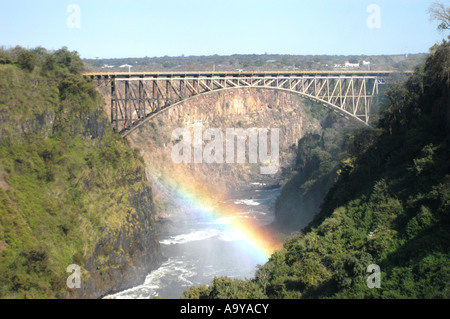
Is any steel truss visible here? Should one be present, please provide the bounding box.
[87,73,384,136]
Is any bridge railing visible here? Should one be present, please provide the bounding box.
[82,70,410,80]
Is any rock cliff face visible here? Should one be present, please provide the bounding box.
[59,111,163,299]
[73,182,163,299]
[121,88,322,213]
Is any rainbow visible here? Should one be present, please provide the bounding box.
[148,167,281,264]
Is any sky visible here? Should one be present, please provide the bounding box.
[0,0,447,59]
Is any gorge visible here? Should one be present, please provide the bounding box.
[1,43,448,300]
[100,87,354,298]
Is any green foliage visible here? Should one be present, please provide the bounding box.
[54,47,85,74]
[182,284,210,299]
[0,51,13,65]
[42,54,56,73]
[182,277,267,299]
[411,144,436,176]
[0,47,151,298]
[16,51,36,72]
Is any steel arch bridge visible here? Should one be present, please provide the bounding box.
[83,71,409,137]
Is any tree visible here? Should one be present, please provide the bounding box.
[255,263,274,295]
[16,50,36,72]
[429,1,450,32]
[54,47,84,74]
[42,54,56,72]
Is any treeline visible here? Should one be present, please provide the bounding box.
[84,53,426,73]
[182,40,450,299]
[0,46,84,75]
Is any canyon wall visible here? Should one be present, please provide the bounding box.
[118,88,324,218]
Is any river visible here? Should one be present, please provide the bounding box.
[104,184,280,299]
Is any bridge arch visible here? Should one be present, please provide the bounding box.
[120,86,371,137]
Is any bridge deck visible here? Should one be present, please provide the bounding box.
[82,70,412,79]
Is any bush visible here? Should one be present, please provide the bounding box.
[16,51,36,72]
[0,51,13,65]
